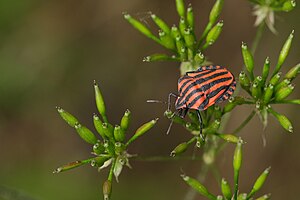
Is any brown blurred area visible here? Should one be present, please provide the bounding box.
[0,0,299,199]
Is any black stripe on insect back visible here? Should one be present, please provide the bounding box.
[178,69,216,85]
[177,77,233,107]
[179,71,229,97]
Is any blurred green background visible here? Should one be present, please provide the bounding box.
[0,0,299,199]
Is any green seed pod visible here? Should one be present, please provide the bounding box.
[53,160,90,173]
[209,0,224,24]
[175,0,185,18]
[93,114,106,139]
[126,118,158,146]
[274,84,294,101]
[242,42,254,80]
[102,123,114,140]
[251,80,262,99]
[233,140,243,198]
[221,178,232,200]
[179,17,187,36]
[274,79,291,92]
[124,13,160,44]
[282,0,296,12]
[185,122,199,132]
[171,25,181,39]
[103,180,112,200]
[183,28,195,49]
[223,100,237,113]
[113,125,125,142]
[170,142,188,157]
[237,193,247,200]
[104,140,115,155]
[217,133,239,143]
[239,71,251,91]
[284,63,300,80]
[143,54,178,62]
[91,155,111,168]
[187,4,194,30]
[159,30,176,50]
[187,48,194,61]
[57,107,78,128]
[261,57,270,85]
[204,21,223,49]
[194,52,205,65]
[175,36,185,53]
[75,123,98,144]
[214,105,223,119]
[205,119,221,135]
[247,167,271,199]
[120,109,131,132]
[114,142,125,155]
[255,194,271,200]
[180,46,188,61]
[94,81,108,123]
[164,110,186,125]
[188,111,198,124]
[93,142,105,155]
[151,14,170,34]
[273,30,294,76]
[263,84,274,104]
[181,174,217,200]
[268,107,293,133]
[269,72,282,85]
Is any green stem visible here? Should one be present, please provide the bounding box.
[133,155,202,162]
[108,158,116,181]
[251,22,265,55]
[233,110,256,134]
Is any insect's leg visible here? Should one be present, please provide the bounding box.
[168,93,179,111]
[196,110,205,142]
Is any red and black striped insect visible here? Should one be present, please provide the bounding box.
[167,65,236,140]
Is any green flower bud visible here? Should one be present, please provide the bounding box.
[102,123,114,141]
[53,159,91,173]
[242,42,254,80]
[263,84,274,104]
[274,84,294,101]
[120,109,131,132]
[143,54,178,62]
[170,142,188,157]
[93,142,105,155]
[255,194,271,200]
[268,107,293,133]
[171,25,181,39]
[239,71,251,92]
[103,180,112,200]
[194,52,205,65]
[217,133,240,143]
[124,13,160,44]
[284,63,300,80]
[113,125,125,142]
[94,81,108,123]
[93,114,106,139]
[181,174,217,200]
[273,30,294,76]
[261,57,270,85]
[75,123,98,144]
[187,4,194,30]
[221,178,232,200]
[114,142,125,156]
[251,80,262,99]
[175,0,185,18]
[151,14,170,34]
[126,118,158,146]
[282,0,296,12]
[233,140,243,198]
[159,30,176,50]
[183,28,195,49]
[179,17,187,36]
[57,107,78,128]
[269,72,281,85]
[247,167,271,199]
[104,140,115,155]
[91,155,111,168]
[274,79,291,92]
[203,21,223,49]
[209,0,224,24]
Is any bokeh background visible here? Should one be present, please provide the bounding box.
[0,0,299,200]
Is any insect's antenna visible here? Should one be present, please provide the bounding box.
[166,111,177,135]
[146,99,167,104]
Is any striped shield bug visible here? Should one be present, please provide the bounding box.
[167,65,236,141]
